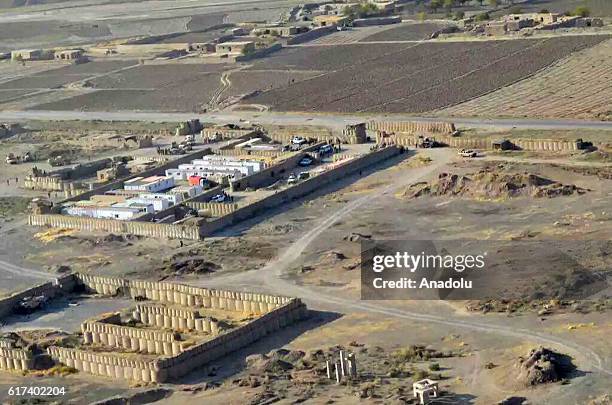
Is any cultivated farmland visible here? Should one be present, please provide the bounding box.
[224,70,321,98]
[245,35,609,113]
[439,39,612,121]
[358,22,447,42]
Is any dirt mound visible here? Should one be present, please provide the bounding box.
[162,256,221,275]
[402,171,587,200]
[516,347,576,386]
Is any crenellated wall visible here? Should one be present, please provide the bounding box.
[28,215,201,240]
[367,120,455,134]
[81,320,182,356]
[185,201,238,217]
[375,132,581,152]
[47,346,164,383]
[0,347,34,371]
[157,298,307,381]
[75,274,291,315]
[13,274,309,383]
[132,304,219,334]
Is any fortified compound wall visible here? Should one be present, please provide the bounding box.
[27,214,200,240]
[81,320,183,356]
[75,274,291,315]
[44,274,307,383]
[0,274,76,320]
[132,304,220,334]
[0,348,34,371]
[376,133,582,152]
[201,146,401,237]
[367,120,456,135]
[186,201,238,217]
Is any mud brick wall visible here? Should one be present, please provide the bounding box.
[23,176,73,192]
[28,214,200,240]
[81,321,182,356]
[133,305,219,334]
[286,25,336,45]
[75,274,292,315]
[375,133,581,152]
[0,274,77,320]
[200,129,258,141]
[0,347,34,371]
[367,120,455,134]
[47,346,165,383]
[185,201,238,217]
[512,138,579,152]
[157,298,308,381]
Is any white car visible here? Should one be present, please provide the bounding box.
[210,194,226,202]
[287,174,297,184]
[298,157,313,167]
[459,149,478,158]
[291,136,307,145]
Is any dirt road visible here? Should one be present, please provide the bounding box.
[2,110,612,131]
[202,148,612,377]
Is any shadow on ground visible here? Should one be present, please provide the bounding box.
[175,309,342,384]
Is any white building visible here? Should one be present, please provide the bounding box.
[61,205,150,220]
[165,156,263,181]
[124,197,170,212]
[124,176,175,193]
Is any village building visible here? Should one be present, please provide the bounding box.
[215,41,255,55]
[123,176,175,193]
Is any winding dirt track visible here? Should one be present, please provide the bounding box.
[202,149,612,377]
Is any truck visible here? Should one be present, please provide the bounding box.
[47,155,71,167]
[5,152,33,164]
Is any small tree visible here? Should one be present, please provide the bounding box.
[429,0,442,12]
[573,6,590,17]
[454,10,465,20]
[443,0,454,12]
[475,12,490,21]
[488,0,498,7]
[417,11,427,21]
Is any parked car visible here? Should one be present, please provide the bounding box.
[298,171,310,180]
[458,149,478,158]
[319,144,333,155]
[291,136,307,145]
[298,157,314,167]
[287,174,297,185]
[210,194,226,202]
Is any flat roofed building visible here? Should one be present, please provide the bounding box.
[11,49,45,61]
[61,205,148,220]
[54,49,84,60]
[215,41,255,55]
[124,176,175,193]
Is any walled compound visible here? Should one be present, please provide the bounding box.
[26,120,416,240]
[0,273,307,383]
[371,120,596,152]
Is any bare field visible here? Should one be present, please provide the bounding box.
[88,64,226,89]
[247,43,409,71]
[246,36,608,113]
[0,61,138,90]
[224,70,321,98]
[439,39,612,121]
[32,72,222,112]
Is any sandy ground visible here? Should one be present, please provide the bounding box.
[0,142,610,403]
